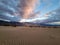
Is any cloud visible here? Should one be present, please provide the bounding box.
[41,8,60,23]
[45,21,60,25]
[0,0,40,22]
[48,8,60,20]
[31,8,60,23]
[18,0,40,19]
[0,0,20,21]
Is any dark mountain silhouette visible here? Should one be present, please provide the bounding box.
[0,20,24,27]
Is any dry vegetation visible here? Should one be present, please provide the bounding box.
[0,26,60,45]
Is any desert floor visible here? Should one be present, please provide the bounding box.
[0,26,60,45]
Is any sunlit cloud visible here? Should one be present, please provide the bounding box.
[19,0,40,19]
[20,16,48,22]
[0,18,11,22]
[46,22,60,25]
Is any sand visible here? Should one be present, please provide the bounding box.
[0,26,60,45]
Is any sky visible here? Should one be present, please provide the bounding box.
[0,0,60,24]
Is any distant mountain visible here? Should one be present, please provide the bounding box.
[22,22,60,27]
[39,23,60,27]
[22,22,39,26]
[0,20,24,27]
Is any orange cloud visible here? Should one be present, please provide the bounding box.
[19,0,39,19]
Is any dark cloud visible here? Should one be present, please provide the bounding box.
[0,0,20,21]
[48,8,60,20]
[40,8,60,23]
